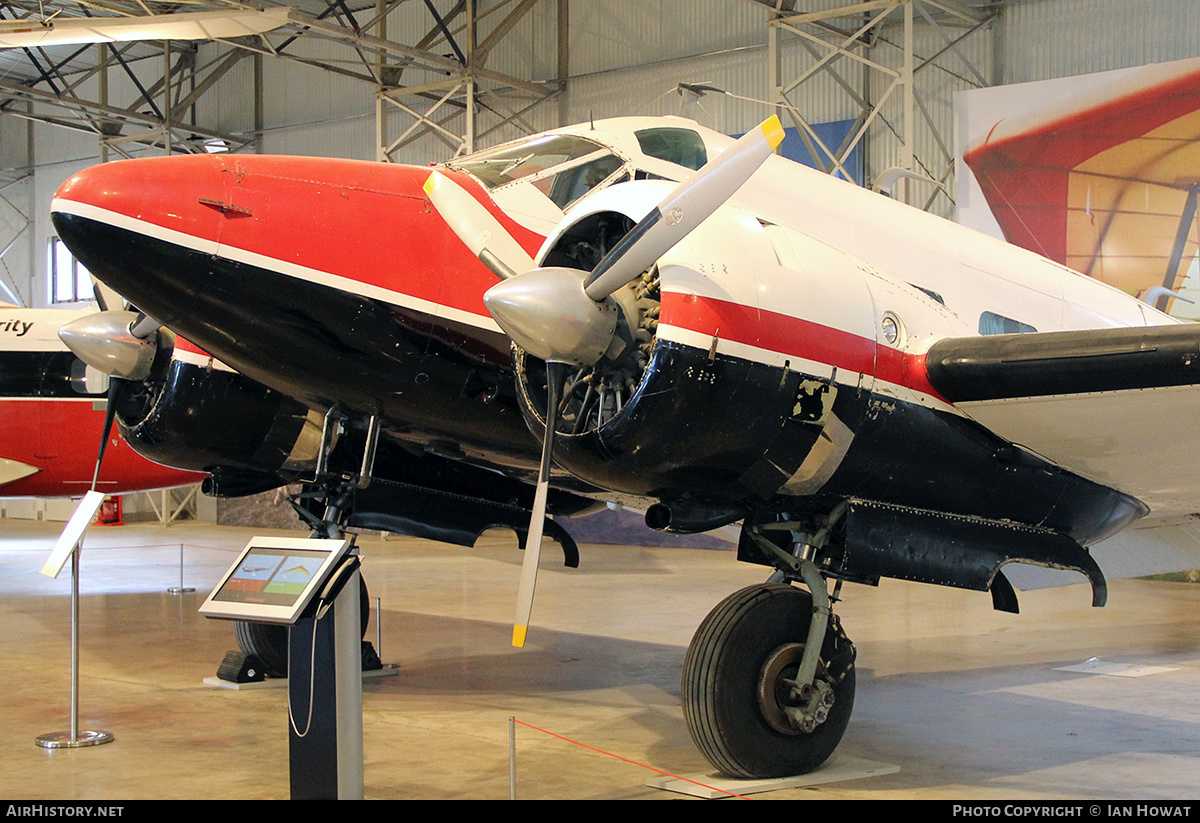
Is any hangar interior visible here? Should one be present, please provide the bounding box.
[12,0,1200,313]
[3,0,1200,801]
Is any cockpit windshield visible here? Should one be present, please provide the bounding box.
[447,124,710,209]
[450,134,607,189]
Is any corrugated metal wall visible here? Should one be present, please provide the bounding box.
[1002,0,1200,82]
[19,0,1200,304]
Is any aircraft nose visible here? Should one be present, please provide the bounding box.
[51,155,227,318]
[53,154,227,244]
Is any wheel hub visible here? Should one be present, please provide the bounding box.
[757,642,835,734]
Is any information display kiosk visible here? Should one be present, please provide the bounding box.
[201,536,363,800]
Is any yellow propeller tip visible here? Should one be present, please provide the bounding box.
[422,172,439,196]
[761,115,785,151]
[512,625,528,648]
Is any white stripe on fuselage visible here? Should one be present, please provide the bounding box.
[52,198,504,337]
[52,196,948,410]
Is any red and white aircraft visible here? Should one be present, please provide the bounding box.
[47,114,1200,780]
[0,305,205,497]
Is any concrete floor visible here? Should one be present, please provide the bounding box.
[1,516,1199,800]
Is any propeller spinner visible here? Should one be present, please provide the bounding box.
[58,309,161,382]
[433,116,785,646]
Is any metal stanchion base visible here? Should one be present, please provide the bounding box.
[167,587,195,594]
[35,730,114,749]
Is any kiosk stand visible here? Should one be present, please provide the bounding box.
[201,536,364,800]
[286,556,363,799]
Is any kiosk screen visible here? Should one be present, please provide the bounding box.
[200,537,351,624]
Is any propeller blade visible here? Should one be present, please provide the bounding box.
[128,311,160,340]
[58,310,158,381]
[91,377,121,491]
[88,276,123,314]
[513,361,567,648]
[583,115,785,301]
[424,170,535,280]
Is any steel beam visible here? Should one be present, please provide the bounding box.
[374,0,556,164]
[767,0,994,216]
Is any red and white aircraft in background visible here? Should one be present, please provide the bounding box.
[0,305,205,498]
[46,114,1200,779]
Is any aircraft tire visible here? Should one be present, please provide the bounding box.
[234,620,288,678]
[682,582,856,779]
[233,576,372,679]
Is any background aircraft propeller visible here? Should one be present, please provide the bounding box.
[429,116,785,646]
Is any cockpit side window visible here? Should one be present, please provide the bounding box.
[634,128,708,171]
[449,134,605,189]
[546,154,626,208]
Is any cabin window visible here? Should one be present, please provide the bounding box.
[634,127,708,171]
[49,237,93,304]
[979,311,1036,335]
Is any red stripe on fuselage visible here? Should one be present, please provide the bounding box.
[660,291,945,402]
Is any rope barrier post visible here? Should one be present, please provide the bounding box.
[167,543,194,594]
[509,716,517,800]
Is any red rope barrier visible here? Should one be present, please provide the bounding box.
[510,717,751,800]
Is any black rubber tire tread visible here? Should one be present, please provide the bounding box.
[682,582,856,779]
[234,576,371,679]
[234,620,288,678]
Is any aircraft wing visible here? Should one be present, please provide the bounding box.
[0,10,291,49]
[926,322,1200,534]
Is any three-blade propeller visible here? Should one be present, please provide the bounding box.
[58,287,165,492]
[428,116,785,646]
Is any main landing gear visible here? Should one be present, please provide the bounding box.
[682,510,857,779]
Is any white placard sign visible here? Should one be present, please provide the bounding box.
[40,490,106,579]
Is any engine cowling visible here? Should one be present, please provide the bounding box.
[114,338,323,496]
[511,207,810,512]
